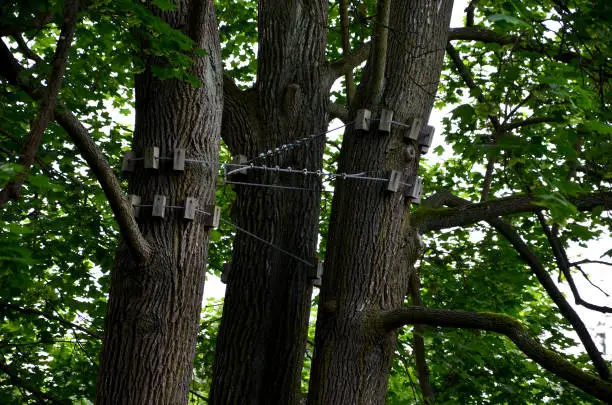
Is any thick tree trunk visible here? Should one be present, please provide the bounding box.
[95,2,222,404]
[308,1,453,404]
[210,1,329,404]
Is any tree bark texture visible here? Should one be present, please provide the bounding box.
[95,1,222,404]
[308,1,453,404]
[210,1,329,404]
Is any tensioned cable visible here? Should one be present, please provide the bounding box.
[218,217,314,267]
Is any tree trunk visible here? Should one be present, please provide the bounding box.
[95,2,222,404]
[211,1,329,404]
[308,1,453,404]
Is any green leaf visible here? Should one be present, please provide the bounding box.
[487,13,526,25]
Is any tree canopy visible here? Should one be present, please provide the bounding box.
[1,0,611,404]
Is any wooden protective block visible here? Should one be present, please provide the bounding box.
[387,170,402,192]
[418,125,435,155]
[203,205,221,228]
[144,146,159,169]
[378,109,393,133]
[311,261,324,287]
[355,109,371,131]
[128,194,141,218]
[152,194,166,218]
[184,197,197,220]
[173,148,186,171]
[404,176,422,204]
[121,151,136,177]
[221,262,231,284]
[406,117,424,141]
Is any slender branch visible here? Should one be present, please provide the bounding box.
[339,0,354,105]
[573,264,610,297]
[408,271,435,404]
[369,0,391,106]
[0,12,54,37]
[537,212,612,313]
[189,389,208,403]
[445,43,500,129]
[377,306,612,402]
[328,42,371,83]
[499,116,562,132]
[0,358,69,405]
[328,102,349,123]
[0,40,151,262]
[572,259,612,268]
[0,300,101,339]
[480,157,494,202]
[0,0,79,205]
[465,1,475,27]
[12,33,44,64]
[416,190,612,233]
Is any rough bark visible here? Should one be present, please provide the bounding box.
[307,1,454,404]
[95,1,222,404]
[210,1,329,404]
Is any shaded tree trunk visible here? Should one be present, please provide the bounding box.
[308,1,453,404]
[95,1,222,404]
[211,1,329,404]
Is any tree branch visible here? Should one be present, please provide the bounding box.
[415,190,611,380]
[0,12,54,37]
[0,300,101,339]
[328,42,371,83]
[369,0,391,106]
[0,40,151,263]
[572,259,612,268]
[328,102,349,122]
[408,271,435,404]
[447,27,600,69]
[0,358,69,405]
[0,0,79,205]
[339,0,354,105]
[416,190,612,233]
[377,306,612,402]
[499,116,562,132]
[537,212,612,313]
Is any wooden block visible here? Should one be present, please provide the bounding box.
[418,125,435,155]
[355,109,371,131]
[128,194,141,218]
[203,205,221,228]
[387,170,402,192]
[152,194,166,218]
[310,261,324,287]
[404,176,422,204]
[221,262,231,284]
[406,118,423,141]
[173,148,186,171]
[184,197,197,220]
[144,146,159,169]
[378,109,393,133]
[121,151,136,177]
